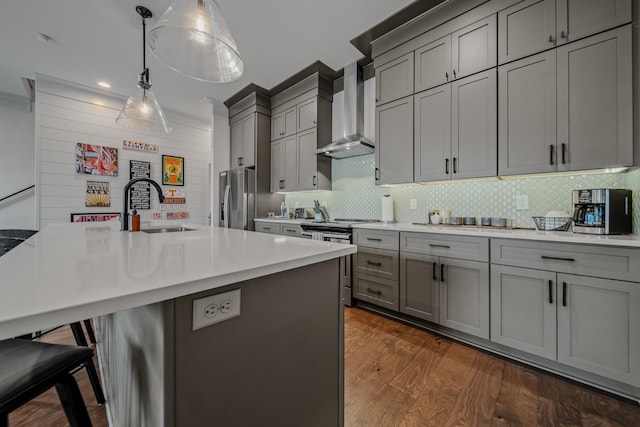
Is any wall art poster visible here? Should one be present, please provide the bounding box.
[160,189,186,211]
[85,181,111,207]
[162,155,184,186]
[76,143,118,176]
[129,160,151,210]
[70,212,121,223]
[166,211,190,220]
[122,139,159,153]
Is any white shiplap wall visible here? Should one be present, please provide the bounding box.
[35,75,212,229]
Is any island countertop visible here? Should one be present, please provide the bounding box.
[0,223,355,340]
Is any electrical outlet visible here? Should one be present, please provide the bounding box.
[410,199,417,210]
[193,289,241,330]
[516,195,529,211]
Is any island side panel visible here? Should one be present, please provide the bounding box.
[173,259,343,427]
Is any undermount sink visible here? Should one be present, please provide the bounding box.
[141,227,194,234]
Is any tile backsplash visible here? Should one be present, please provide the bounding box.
[286,154,640,234]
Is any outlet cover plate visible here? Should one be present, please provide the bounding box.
[410,199,417,210]
[516,195,529,211]
[192,289,241,331]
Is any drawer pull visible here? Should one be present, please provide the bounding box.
[285,229,296,233]
[366,238,382,242]
[541,255,575,262]
[263,227,271,230]
[548,280,553,304]
[429,244,450,249]
[562,282,567,307]
[366,287,382,296]
[366,261,382,266]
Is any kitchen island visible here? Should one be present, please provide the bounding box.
[0,222,355,426]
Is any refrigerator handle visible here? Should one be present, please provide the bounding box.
[223,184,231,228]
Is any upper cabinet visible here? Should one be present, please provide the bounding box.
[375,52,414,106]
[415,15,497,93]
[498,0,631,64]
[228,92,271,170]
[270,73,332,192]
[375,96,414,185]
[230,114,255,168]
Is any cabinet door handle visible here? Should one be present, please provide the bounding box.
[548,35,556,44]
[561,143,566,164]
[313,175,317,186]
[562,282,567,307]
[366,287,382,296]
[549,145,554,165]
[366,237,382,242]
[366,261,382,266]
[238,157,243,166]
[375,167,380,180]
[433,263,437,281]
[445,71,449,81]
[440,264,445,283]
[429,244,450,249]
[560,30,567,40]
[453,157,457,174]
[548,280,553,304]
[445,158,449,174]
[453,69,457,79]
[541,255,575,262]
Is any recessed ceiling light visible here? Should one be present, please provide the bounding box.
[97,81,111,88]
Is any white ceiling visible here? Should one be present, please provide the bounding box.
[0,0,415,121]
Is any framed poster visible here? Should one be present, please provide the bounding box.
[85,181,111,207]
[70,212,121,223]
[162,155,184,186]
[129,160,151,210]
[75,143,118,176]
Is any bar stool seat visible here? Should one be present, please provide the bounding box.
[0,339,94,427]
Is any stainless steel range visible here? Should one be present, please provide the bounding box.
[300,219,379,306]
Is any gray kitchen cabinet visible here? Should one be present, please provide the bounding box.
[270,139,282,193]
[439,257,489,339]
[255,222,280,235]
[354,229,400,251]
[556,25,632,171]
[297,128,331,191]
[451,69,497,180]
[355,275,399,311]
[414,84,451,182]
[296,97,317,132]
[270,136,297,192]
[491,264,557,360]
[414,15,497,93]
[355,247,399,281]
[557,273,640,387]
[375,95,414,185]
[415,69,497,182]
[271,106,296,140]
[230,113,255,168]
[400,252,439,323]
[498,51,557,176]
[354,229,400,310]
[375,52,414,106]
[279,223,303,237]
[498,0,631,64]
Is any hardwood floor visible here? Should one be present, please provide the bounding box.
[9,308,640,426]
[344,307,640,427]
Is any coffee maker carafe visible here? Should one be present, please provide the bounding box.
[572,189,632,235]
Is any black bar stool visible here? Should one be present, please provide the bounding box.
[0,338,95,427]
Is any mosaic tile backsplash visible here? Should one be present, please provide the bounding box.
[285,154,640,234]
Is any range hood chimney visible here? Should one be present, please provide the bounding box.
[316,62,374,159]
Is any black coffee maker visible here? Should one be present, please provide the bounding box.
[572,189,632,235]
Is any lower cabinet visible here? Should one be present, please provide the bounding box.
[255,222,303,238]
[400,253,439,323]
[255,222,280,235]
[279,224,303,237]
[491,264,640,387]
[354,274,399,311]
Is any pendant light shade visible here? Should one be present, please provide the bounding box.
[148,0,244,83]
[116,6,172,134]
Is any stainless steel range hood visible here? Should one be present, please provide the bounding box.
[316,62,374,159]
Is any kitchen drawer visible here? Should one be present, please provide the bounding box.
[354,274,399,311]
[400,232,489,262]
[354,229,399,250]
[355,248,399,280]
[280,224,303,237]
[255,222,280,235]
[491,239,640,282]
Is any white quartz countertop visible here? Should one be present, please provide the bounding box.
[353,222,640,248]
[0,222,355,340]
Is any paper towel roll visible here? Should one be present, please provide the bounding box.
[381,196,393,223]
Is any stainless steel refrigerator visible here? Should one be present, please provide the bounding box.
[219,168,256,230]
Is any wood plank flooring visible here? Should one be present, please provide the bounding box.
[9,308,640,426]
[344,307,640,427]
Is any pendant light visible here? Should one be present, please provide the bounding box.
[147,0,244,83]
[116,6,172,134]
